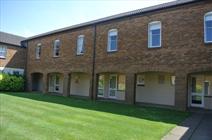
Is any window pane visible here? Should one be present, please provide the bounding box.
[206,20,212,27]
[110,76,117,89]
[55,75,60,84]
[0,46,6,57]
[152,29,160,35]
[206,29,212,41]
[54,40,60,56]
[77,37,84,54]
[98,75,104,89]
[152,34,160,46]
[204,81,209,95]
[98,89,104,96]
[118,75,126,91]
[192,77,203,93]
[110,40,117,51]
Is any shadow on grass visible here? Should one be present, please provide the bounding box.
[1,92,189,125]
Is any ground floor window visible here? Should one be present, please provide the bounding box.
[49,74,61,93]
[97,74,126,100]
[98,75,104,97]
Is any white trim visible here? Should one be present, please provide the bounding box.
[204,11,212,43]
[107,29,118,52]
[148,21,162,48]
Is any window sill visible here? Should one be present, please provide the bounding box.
[76,53,84,56]
[204,41,212,44]
[53,56,60,58]
[148,46,162,49]
[107,50,118,53]
[0,56,6,59]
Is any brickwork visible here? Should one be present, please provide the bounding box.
[26,1,212,110]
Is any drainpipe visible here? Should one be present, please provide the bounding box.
[91,24,97,100]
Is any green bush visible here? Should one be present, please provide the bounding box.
[0,73,24,91]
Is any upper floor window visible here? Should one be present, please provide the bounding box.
[53,39,60,57]
[107,29,118,52]
[35,43,41,59]
[204,12,212,43]
[148,21,161,48]
[0,46,7,58]
[77,35,85,55]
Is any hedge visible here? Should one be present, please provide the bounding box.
[0,73,24,91]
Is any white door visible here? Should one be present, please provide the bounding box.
[109,75,117,98]
[190,76,204,108]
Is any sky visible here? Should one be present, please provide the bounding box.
[0,0,175,37]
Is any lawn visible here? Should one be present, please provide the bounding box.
[0,92,189,140]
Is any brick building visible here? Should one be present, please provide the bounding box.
[0,31,26,75]
[23,0,212,110]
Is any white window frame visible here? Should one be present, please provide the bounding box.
[0,45,7,59]
[77,35,85,55]
[204,11,212,43]
[53,39,60,57]
[36,43,41,59]
[107,29,118,52]
[148,21,162,48]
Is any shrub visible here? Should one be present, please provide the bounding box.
[0,73,24,91]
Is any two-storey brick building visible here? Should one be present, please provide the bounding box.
[23,0,212,110]
[0,31,26,75]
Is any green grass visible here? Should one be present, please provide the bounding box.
[0,92,189,140]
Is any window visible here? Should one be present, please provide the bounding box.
[204,12,212,43]
[98,75,104,97]
[204,81,210,96]
[107,29,118,52]
[49,74,61,93]
[118,75,126,91]
[0,46,7,58]
[77,35,85,55]
[137,75,145,86]
[53,39,60,57]
[36,43,41,59]
[148,21,161,48]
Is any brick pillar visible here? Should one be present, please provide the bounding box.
[42,73,48,93]
[92,73,98,100]
[27,74,32,92]
[175,72,188,111]
[88,73,93,99]
[125,73,136,104]
[63,73,70,97]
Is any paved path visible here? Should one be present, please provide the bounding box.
[162,110,212,140]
